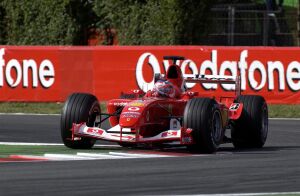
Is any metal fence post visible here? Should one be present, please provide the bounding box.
[228,6,235,46]
[263,11,269,46]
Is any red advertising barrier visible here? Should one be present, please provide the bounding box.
[0,46,299,104]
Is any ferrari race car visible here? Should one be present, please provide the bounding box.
[60,56,268,153]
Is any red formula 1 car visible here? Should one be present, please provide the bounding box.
[60,56,268,153]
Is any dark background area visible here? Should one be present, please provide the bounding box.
[0,0,298,46]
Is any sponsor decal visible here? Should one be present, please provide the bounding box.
[121,111,140,118]
[86,128,104,136]
[136,50,300,92]
[121,135,135,140]
[122,111,140,115]
[1,46,299,103]
[112,135,135,141]
[129,102,144,107]
[121,113,139,118]
[229,103,240,111]
[128,107,140,111]
[111,102,128,107]
[0,48,55,88]
[161,131,178,138]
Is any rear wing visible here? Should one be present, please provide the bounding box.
[161,55,241,96]
[184,75,241,96]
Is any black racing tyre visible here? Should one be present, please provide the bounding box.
[231,95,268,148]
[61,93,100,149]
[183,98,223,153]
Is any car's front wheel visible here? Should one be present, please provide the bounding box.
[60,93,100,149]
[183,98,224,153]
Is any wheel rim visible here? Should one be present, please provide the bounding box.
[87,102,101,127]
[211,110,222,147]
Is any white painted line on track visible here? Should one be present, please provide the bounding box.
[8,152,175,162]
[5,151,188,162]
[77,153,133,159]
[189,192,300,196]
[109,152,174,158]
[269,118,300,120]
[94,144,121,148]
[44,154,98,160]
[0,142,120,147]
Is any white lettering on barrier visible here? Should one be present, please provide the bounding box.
[39,60,55,88]
[0,48,55,88]
[249,60,267,90]
[287,61,300,91]
[136,52,160,92]
[199,50,218,89]
[0,48,6,87]
[219,60,237,90]
[23,59,38,87]
[180,59,198,89]
[135,49,300,92]
[238,50,248,91]
[6,59,22,87]
[267,61,285,90]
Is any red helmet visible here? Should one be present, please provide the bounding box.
[153,80,176,98]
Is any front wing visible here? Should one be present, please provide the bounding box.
[71,123,194,144]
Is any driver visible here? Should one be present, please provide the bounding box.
[151,78,181,98]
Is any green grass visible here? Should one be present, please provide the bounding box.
[255,0,298,7]
[268,104,300,118]
[0,145,120,158]
[0,102,64,114]
[0,102,299,118]
[283,0,298,7]
[0,102,107,114]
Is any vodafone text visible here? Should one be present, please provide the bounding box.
[0,48,55,88]
[136,50,300,92]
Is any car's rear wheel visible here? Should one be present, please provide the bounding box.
[61,93,100,149]
[231,95,268,148]
[183,98,223,153]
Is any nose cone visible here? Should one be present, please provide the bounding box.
[119,101,146,127]
[119,112,140,127]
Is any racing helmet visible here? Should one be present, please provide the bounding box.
[153,79,176,98]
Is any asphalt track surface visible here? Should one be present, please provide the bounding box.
[0,114,300,195]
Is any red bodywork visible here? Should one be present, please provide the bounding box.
[72,58,243,146]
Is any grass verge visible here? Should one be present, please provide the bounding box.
[0,102,107,114]
[268,104,300,118]
[0,102,299,118]
[0,102,63,114]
